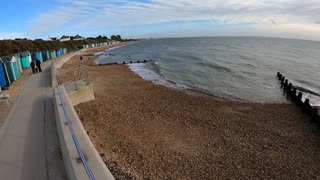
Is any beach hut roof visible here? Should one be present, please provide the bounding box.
[20,51,30,57]
[1,55,15,63]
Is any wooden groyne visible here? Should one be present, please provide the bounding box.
[96,59,154,66]
[276,72,320,122]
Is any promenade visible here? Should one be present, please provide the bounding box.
[0,63,65,179]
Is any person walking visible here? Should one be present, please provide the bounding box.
[30,60,36,74]
[35,59,42,72]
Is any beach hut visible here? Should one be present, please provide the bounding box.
[20,51,31,69]
[0,58,11,85]
[63,48,67,55]
[45,50,51,60]
[59,48,63,56]
[34,51,44,63]
[14,54,23,74]
[0,58,9,88]
[2,56,19,82]
[56,48,63,57]
[28,52,32,64]
[41,51,47,61]
[50,50,56,59]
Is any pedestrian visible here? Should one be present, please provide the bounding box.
[80,56,83,62]
[35,59,42,72]
[30,60,36,74]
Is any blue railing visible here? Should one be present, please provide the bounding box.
[53,59,95,180]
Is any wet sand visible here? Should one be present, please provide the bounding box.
[61,45,320,179]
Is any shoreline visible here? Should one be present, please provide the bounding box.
[59,45,320,179]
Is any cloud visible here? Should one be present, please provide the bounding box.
[27,0,320,39]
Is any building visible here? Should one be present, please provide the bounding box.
[73,35,85,41]
[48,37,58,41]
[60,35,71,42]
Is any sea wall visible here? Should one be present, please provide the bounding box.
[52,53,114,180]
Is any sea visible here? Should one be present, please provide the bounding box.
[95,37,320,105]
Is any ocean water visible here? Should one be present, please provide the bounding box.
[95,37,320,105]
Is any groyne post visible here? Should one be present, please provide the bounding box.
[287,83,292,95]
[297,92,303,105]
[276,72,320,126]
[283,79,288,92]
[281,77,285,86]
[291,88,297,101]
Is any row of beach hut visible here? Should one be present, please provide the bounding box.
[0,48,68,88]
[0,41,118,88]
[81,41,118,49]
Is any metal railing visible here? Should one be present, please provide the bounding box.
[53,60,95,180]
[56,65,89,91]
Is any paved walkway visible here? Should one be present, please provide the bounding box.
[0,63,65,180]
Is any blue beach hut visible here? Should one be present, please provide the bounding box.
[55,49,61,57]
[34,51,43,63]
[20,51,31,69]
[0,58,9,88]
[58,48,63,57]
[41,51,47,61]
[0,58,11,85]
[2,56,19,82]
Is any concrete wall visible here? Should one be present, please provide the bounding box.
[68,84,95,106]
[52,54,114,180]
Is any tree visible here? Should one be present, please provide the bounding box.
[111,35,122,41]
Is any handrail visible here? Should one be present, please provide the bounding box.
[57,64,87,74]
[53,59,95,180]
[58,75,89,86]
[56,64,89,86]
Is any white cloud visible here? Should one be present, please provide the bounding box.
[27,0,320,39]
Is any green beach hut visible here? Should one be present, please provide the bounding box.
[63,48,67,55]
[20,51,31,69]
[50,50,56,59]
[14,54,23,74]
[45,50,51,60]
[2,56,19,82]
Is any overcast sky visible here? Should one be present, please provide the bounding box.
[1,0,320,40]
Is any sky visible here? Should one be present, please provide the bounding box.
[1,0,320,41]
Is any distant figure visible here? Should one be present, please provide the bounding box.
[30,60,36,74]
[35,59,42,72]
[80,56,83,62]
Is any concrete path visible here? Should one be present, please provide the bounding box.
[0,63,66,180]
